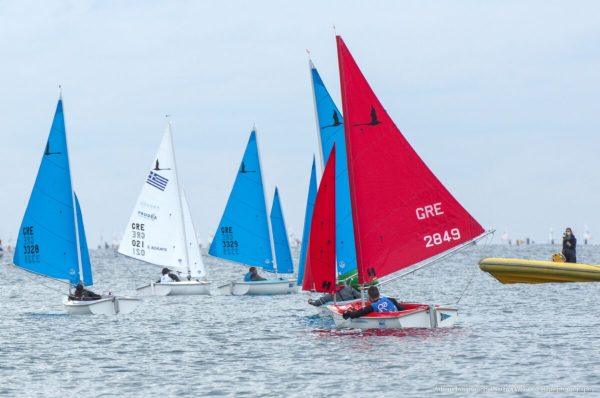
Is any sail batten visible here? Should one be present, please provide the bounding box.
[336,36,485,284]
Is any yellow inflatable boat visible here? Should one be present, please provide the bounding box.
[479,257,600,284]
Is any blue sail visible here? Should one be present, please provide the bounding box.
[14,99,89,285]
[270,187,294,274]
[74,193,93,286]
[297,157,317,284]
[310,61,358,277]
[209,130,274,271]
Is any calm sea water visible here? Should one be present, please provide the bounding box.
[1,244,599,397]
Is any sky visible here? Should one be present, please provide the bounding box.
[1,1,600,248]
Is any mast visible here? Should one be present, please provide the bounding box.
[167,119,191,279]
[61,89,84,287]
[254,126,278,277]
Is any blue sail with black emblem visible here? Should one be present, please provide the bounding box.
[297,156,317,284]
[209,130,274,271]
[270,187,294,274]
[310,60,358,278]
[14,98,92,285]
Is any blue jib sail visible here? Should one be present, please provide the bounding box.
[270,187,294,274]
[297,157,317,284]
[209,130,274,271]
[74,193,93,286]
[310,61,358,277]
[14,99,92,285]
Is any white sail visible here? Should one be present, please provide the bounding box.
[118,124,188,273]
[181,189,207,280]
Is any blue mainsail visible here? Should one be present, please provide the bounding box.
[310,60,358,277]
[297,157,317,284]
[209,130,274,271]
[270,187,294,274]
[14,99,92,285]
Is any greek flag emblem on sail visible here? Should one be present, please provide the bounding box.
[146,171,168,191]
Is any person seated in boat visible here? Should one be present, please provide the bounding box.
[562,227,577,263]
[308,281,361,306]
[342,286,405,319]
[244,266,266,282]
[158,268,181,283]
[70,283,102,301]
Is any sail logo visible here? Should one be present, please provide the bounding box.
[354,106,382,127]
[146,171,169,191]
[137,210,157,221]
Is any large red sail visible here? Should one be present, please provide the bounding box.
[336,36,484,285]
[304,147,336,293]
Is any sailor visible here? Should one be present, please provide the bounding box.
[244,266,266,282]
[342,286,404,319]
[159,267,181,283]
[308,280,361,306]
[562,228,577,263]
[70,283,102,301]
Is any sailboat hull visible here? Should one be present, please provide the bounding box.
[313,299,361,317]
[230,279,297,296]
[328,302,458,329]
[136,280,211,296]
[63,296,140,315]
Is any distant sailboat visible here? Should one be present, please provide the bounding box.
[320,36,490,329]
[209,130,296,295]
[13,97,138,315]
[118,122,210,295]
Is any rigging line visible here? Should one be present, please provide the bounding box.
[455,267,478,305]
[15,264,69,296]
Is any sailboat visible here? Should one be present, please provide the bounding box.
[13,96,139,315]
[311,36,491,329]
[296,157,317,287]
[307,59,358,284]
[118,122,210,296]
[209,130,297,295]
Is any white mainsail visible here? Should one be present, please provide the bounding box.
[119,123,206,280]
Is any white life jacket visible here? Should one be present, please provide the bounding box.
[160,273,175,283]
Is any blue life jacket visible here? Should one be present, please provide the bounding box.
[371,297,398,313]
[244,272,252,282]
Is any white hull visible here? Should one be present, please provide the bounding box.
[329,303,458,329]
[63,296,140,315]
[219,279,297,296]
[136,280,211,296]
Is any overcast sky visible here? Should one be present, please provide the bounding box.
[1,1,600,248]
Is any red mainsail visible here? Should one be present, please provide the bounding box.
[304,146,337,293]
[336,36,484,285]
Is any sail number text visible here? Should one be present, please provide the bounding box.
[22,225,41,263]
[424,228,461,247]
[220,226,239,255]
[130,223,146,256]
[416,202,444,220]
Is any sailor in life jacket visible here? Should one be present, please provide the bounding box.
[244,266,267,282]
[158,268,181,283]
[342,286,405,319]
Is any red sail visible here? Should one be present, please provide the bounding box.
[336,36,484,284]
[304,147,336,293]
[301,242,314,291]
